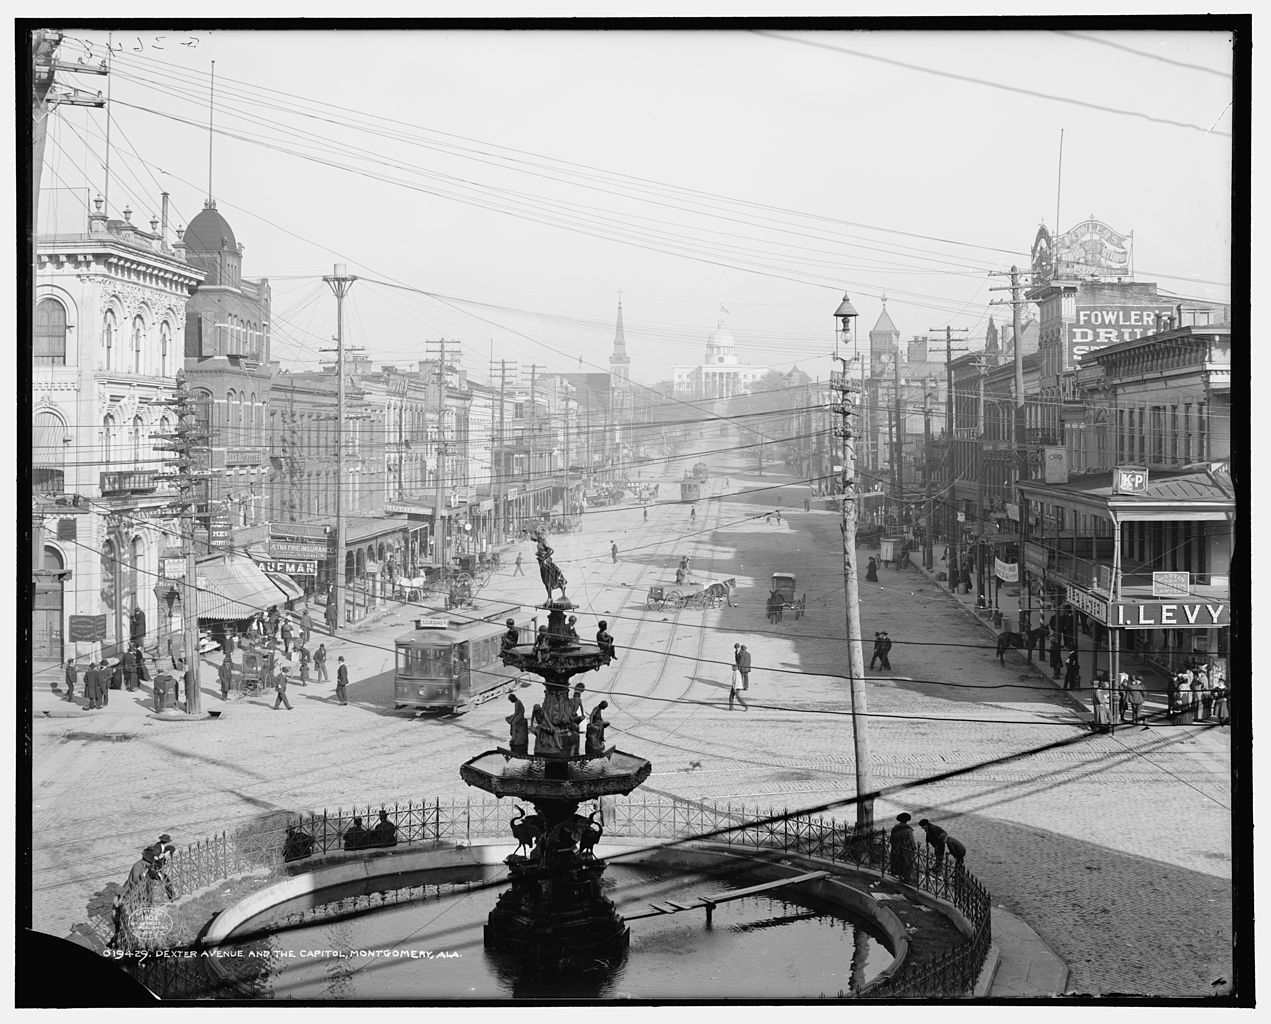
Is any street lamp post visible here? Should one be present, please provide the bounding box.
[831,293,876,834]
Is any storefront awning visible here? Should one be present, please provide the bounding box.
[265,572,305,603]
[196,556,292,620]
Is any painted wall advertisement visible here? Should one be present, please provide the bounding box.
[1067,303,1174,368]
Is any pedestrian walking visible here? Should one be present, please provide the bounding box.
[728,661,749,711]
[124,647,140,692]
[1126,675,1146,725]
[513,551,525,575]
[64,658,77,703]
[1091,678,1110,733]
[865,557,879,583]
[690,505,696,522]
[643,506,649,522]
[1049,631,1063,679]
[314,643,329,682]
[889,813,918,883]
[325,600,338,635]
[83,661,99,709]
[298,644,310,686]
[804,497,811,512]
[611,540,619,563]
[918,818,948,869]
[1063,649,1081,690]
[219,655,234,701]
[272,667,294,711]
[336,656,350,705]
[300,609,313,645]
[734,643,742,670]
[737,644,752,690]
[869,632,892,671]
[775,509,782,524]
[1212,681,1229,726]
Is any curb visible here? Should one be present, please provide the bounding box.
[905,556,1095,722]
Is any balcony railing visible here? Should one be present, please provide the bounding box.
[100,470,158,496]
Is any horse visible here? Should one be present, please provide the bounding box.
[995,631,1025,664]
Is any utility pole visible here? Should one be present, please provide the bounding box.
[930,325,969,589]
[322,264,356,628]
[990,266,1031,633]
[890,356,902,527]
[831,294,876,833]
[923,385,934,570]
[527,363,542,522]
[491,359,513,543]
[429,339,451,570]
[155,371,209,713]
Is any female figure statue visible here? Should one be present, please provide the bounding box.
[531,529,567,599]
[585,700,610,756]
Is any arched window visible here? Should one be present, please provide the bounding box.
[103,309,117,370]
[132,315,145,373]
[249,392,257,445]
[33,410,67,492]
[225,389,237,437]
[132,415,145,467]
[35,298,68,365]
[159,322,172,377]
[102,414,116,466]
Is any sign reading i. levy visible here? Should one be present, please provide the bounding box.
[1112,601,1229,629]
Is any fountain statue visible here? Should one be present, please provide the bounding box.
[459,538,651,971]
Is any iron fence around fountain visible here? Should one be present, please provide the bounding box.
[113,794,991,998]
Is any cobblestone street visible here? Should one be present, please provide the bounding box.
[29,458,1231,998]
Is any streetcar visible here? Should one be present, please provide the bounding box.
[392,602,536,713]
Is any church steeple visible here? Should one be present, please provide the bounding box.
[610,293,630,382]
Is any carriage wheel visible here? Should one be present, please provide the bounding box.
[667,590,685,608]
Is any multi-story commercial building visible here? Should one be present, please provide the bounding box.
[33,199,203,660]
[179,199,273,552]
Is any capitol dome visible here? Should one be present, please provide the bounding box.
[705,323,739,365]
[183,200,237,252]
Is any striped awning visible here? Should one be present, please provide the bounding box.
[196,556,291,621]
[265,571,304,603]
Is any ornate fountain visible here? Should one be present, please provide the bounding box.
[459,531,652,970]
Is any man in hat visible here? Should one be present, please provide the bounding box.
[272,664,293,711]
[335,656,350,705]
[300,608,313,646]
[737,644,752,690]
[314,642,329,683]
[219,654,235,701]
[611,540,619,564]
[918,818,948,867]
[878,632,893,670]
[83,661,99,709]
[64,658,77,704]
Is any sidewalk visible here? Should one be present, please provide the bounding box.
[902,550,1177,727]
[985,907,1070,997]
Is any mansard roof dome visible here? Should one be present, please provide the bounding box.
[183,200,237,252]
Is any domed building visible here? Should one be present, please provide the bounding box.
[672,320,765,400]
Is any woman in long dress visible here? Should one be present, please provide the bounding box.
[889,813,918,883]
[1091,680,1110,732]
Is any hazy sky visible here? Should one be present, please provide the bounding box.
[39,24,1234,388]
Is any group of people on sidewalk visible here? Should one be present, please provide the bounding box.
[889,812,968,884]
[1170,662,1229,725]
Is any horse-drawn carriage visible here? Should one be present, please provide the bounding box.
[646,578,734,611]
